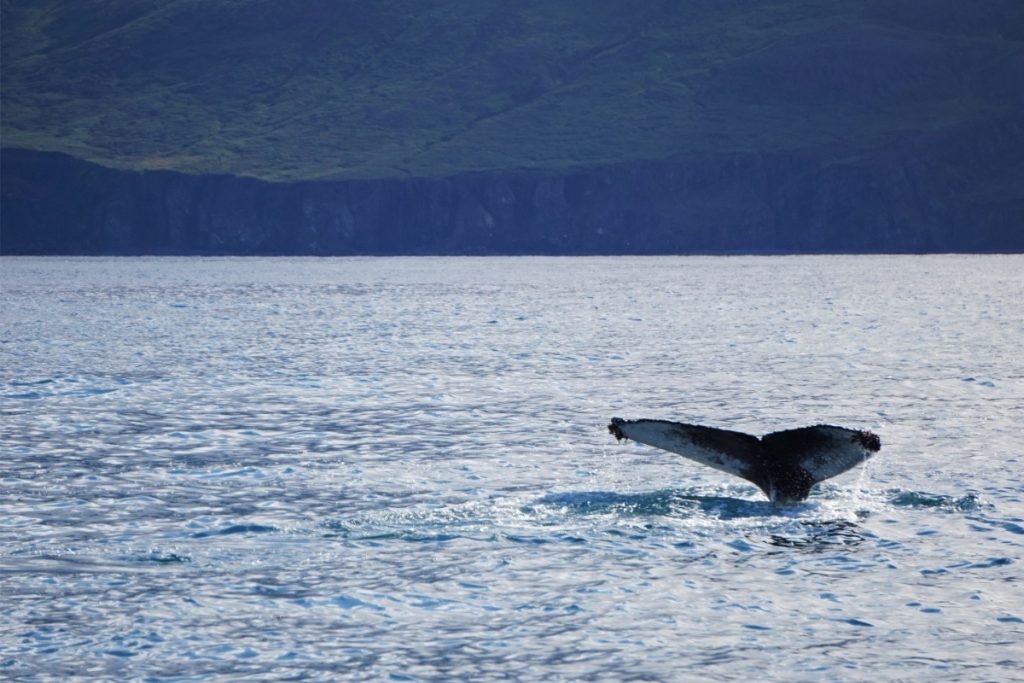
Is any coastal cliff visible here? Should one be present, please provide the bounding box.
[4,115,1022,254]
[3,1,1022,254]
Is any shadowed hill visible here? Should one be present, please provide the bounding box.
[2,0,1022,254]
[3,0,1021,181]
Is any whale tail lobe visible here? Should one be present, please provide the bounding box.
[608,417,881,502]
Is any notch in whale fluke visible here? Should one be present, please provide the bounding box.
[608,417,881,503]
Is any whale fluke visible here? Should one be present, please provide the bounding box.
[608,417,881,503]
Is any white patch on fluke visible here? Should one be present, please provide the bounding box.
[610,419,757,481]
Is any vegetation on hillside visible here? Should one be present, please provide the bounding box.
[2,0,1021,181]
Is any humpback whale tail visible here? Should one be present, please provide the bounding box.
[608,417,881,503]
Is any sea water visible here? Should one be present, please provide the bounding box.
[1,255,1021,681]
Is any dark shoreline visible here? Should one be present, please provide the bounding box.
[4,121,1022,256]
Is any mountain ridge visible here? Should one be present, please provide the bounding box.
[5,112,1021,255]
[4,1,1021,181]
[2,0,1022,254]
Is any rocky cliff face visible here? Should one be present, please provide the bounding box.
[3,116,1022,255]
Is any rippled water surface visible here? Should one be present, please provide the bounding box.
[2,256,1022,681]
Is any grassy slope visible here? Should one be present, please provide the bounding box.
[2,0,1021,181]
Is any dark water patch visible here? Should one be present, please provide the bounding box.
[332,595,385,611]
[1,554,117,574]
[962,376,997,387]
[922,557,1012,576]
[921,567,949,576]
[889,490,983,512]
[503,533,582,546]
[356,531,460,543]
[64,387,117,398]
[966,557,1013,569]
[397,532,460,543]
[191,524,278,538]
[133,553,191,564]
[726,538,756,553]
[9,378,55,386]
[530,489,771,519]
[248,584,318,600]
[766,520,868,551]
[6,391,50,400]
[969,517,1024,536]
[1000,520,1024,535]
[319,520,352,538]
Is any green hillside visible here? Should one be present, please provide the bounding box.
[2,0,1021,181]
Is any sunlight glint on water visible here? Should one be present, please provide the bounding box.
[1,255,1022,681]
